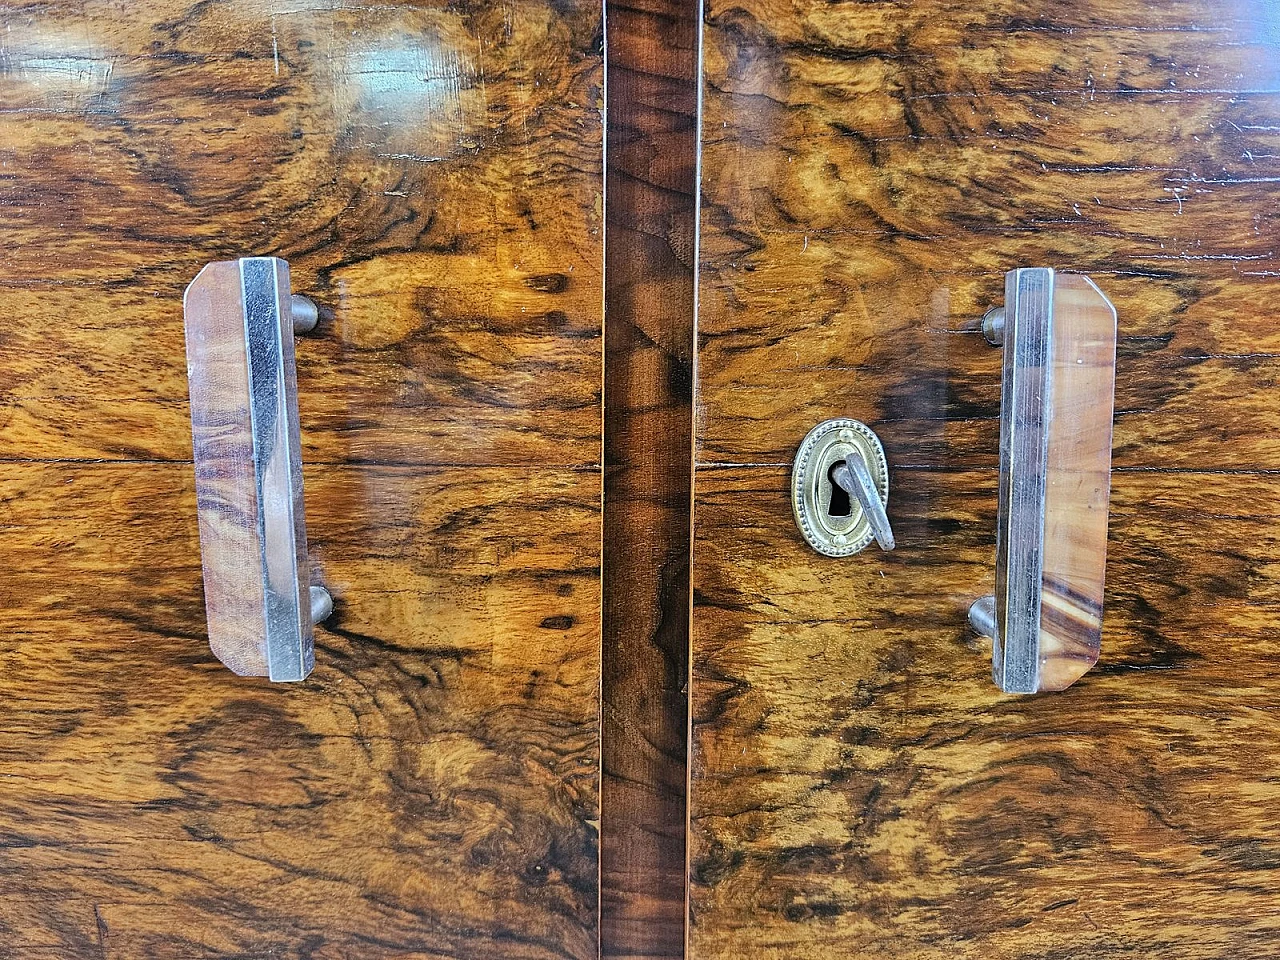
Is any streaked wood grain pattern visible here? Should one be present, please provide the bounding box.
[696,13,1280,472]
[692,469,1280,958]
[693,466,1280,660]
[601,0,696,954]
[0,0,602,954]
[690,0,1280,956]
[1,461,601,957]
[0,0,603,468]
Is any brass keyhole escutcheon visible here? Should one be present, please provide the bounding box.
[791,419,893,557]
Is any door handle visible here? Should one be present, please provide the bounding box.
[183,257,331,682]
[968,268,1117,694]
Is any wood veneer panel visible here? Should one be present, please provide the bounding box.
[691,466,1280,957]
[694,334,1280,469]
[690,0,1280,955]
[1,265,601,464]
[601,0,697,955]
[0,459,600,956]
[692,466,1280,650]
[0,0,603,954]
[0,0,602,467]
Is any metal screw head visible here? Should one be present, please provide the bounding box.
[291,295,320,334]
[981,306,1006,346]
[309,585,334,624]
[968,594,997,639]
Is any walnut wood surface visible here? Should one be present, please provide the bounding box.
[0,0,602,956]
[690,1,1280,956]
[1,0,602,468]
[601,0,696,955]
[1,462,600,958]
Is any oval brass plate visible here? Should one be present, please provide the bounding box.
[791,419,890,557]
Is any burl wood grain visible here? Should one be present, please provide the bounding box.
[0,0,602,956]
[1,0,602,467]
[601,0,696,954]
[691,1,1280,956]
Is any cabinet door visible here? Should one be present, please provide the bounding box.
[0,1,602,956]
[690,1,1280,956]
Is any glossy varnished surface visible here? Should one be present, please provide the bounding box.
[2,462,600,956]
[600,0,697,952]
[1,0,602,467]
[691,1,1280,956]
[0,0,602,955]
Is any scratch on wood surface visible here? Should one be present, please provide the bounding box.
[93,903,108,958]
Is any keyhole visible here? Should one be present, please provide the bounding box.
[827,462,852,517]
